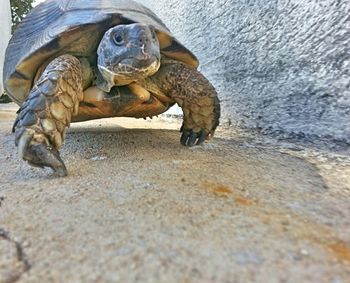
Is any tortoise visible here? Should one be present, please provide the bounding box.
[3,0,220,177]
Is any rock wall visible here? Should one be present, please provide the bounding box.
[138,0,350,144]
[0,0,11,94]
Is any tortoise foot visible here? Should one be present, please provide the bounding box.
[180,126,208,146]
[146,59,221,146]
[12,54,83,177]
[17,129,68,177]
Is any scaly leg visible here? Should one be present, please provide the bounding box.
[13,55,83,176]
[142,57,221,146]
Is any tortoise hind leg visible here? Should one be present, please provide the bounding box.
[13,55,83,176]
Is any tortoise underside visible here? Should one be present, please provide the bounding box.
[72,85,174,122]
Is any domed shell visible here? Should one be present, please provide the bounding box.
[3,0,198,104]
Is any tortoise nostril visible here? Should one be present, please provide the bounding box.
[139,37,148,46]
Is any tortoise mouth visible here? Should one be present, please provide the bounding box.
[98,58,160,86]
[112,58,160,75]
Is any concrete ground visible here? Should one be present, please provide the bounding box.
[0,103,349,283]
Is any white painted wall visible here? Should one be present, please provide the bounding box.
[34,0,44,5]
[0,0,11,94]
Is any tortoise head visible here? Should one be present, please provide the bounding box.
[97,23,161,91]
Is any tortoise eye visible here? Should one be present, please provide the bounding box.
[152,30,157,40]
[150,26,157,39]
[113,33,124,46]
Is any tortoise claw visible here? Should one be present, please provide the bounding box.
[180,127,208,147]
[18,130,68,177]
[180,128,191,146]
[196,131,207,145]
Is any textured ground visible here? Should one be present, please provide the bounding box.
[0,103,350,283]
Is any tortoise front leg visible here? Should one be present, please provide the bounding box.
[13,55,83,176]
[144,58,220,146]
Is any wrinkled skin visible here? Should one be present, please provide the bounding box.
[97,24,161,91]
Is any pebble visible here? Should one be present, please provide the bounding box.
[90,156,107,161]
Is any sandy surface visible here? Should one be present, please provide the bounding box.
[0,103,349,283]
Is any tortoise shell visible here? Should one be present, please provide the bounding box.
[3,0,198,104]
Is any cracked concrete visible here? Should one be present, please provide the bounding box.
[0,228,30,283]
[0,103,350,282]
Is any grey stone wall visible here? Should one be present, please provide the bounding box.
[139,0,350,145]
